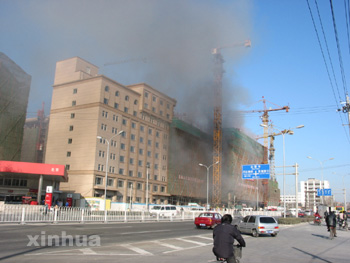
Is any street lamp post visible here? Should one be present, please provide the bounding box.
[146,164,149,211]
[307,156,334,205]
[342,174,349,211]
[261,124,304,218]
[97,130,124,223]
[199,161,219,210]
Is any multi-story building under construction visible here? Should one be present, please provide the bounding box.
[0,52,31,161]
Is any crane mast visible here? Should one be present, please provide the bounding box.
[212,49,224,207]
[211,40,251,207]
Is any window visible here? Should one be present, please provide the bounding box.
[119,168,124,175]
[115,91,119,96]
[72,100,76,106]
[120,156,125,162]
[122,119,127,125]
[110,153,116,160]
[152,96,156,102]
[68,138,72,144]
[161,186,165,192]
[138,172,142,178]
[113,114,118,121]
[73,88,77,94]
[99,150,105,157]
[125,95,129,101]
[130,146,135,152]
[138,160,143,166]
[154,164,158,169]
[133,111,137,117]
[153,185,158,192]
[148,140,152,146]
[103,98,108,105]
[129,170,133,177]
[154,175,158,181]
[139,149,143,155]
[101,124,107,130]
[145,92,149,98]
[71,113,75,119]
[114,103,119,109]
[156,131,159,137]
[105,85,109,92]
[140,125,144,132]
[107,178,114,186]
[134,100,138,105]
[137,183,142,190]
[155,153,159,159]
[147,151,151,157]
[148,128,152,135]
[128,182,133,189]
[95,176,103,185]
[160,100,163,105]
[65,164,70,170]
[167,103,170,109]
[67,151,71,157]
[109,166,115,173]
[120,143,125,150]
[102,110,108,118]
[144,103,148,109]
[140,137,144,143]
[155,142,159,148]
[166,114,170,119]
[129,158,134,165]
[118,180,124,187]
[131,122,136,129]
[124,107,128,113]
[131,134,136,140]
[152,107,156,113]
[98,164,104,171]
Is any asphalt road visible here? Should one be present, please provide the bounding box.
[0,220,349,263]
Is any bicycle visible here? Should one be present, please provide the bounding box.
[215,245,242,263]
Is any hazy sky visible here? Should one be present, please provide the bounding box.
[1,0,350,202]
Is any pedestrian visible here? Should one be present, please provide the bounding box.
[326,210,337,239]
[213,214,246,263]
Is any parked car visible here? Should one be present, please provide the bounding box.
[194,212,222,229]
[298,211,306,217]
[305,210,314,216]
[236,215,279,237]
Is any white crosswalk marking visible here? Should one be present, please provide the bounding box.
[176,238,208,246]
[120,244,153,255]
[153,240,182,250]
[80,248,97,254]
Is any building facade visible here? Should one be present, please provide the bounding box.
[0,52,31,161]
[45,57,176,205]
[300,178,331,209]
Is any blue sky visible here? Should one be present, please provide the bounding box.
[1,0,349,202]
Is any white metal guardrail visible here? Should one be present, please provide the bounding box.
[0,205,282,224]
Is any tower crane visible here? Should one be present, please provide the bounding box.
[212,40,251,206]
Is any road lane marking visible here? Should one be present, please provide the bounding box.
[120,244,153,255]
[176,238,208,246]
[80,248,97,254]
[120,229,170,235]
[153,240,183,250]
[197,236,213,240]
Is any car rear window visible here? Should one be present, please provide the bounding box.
[259,217,276,223]
[199,213,213,217]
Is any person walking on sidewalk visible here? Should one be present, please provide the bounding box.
[326,210,337,239]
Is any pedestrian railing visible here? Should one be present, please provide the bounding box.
[0,205,202,224]
[0,205,282,224]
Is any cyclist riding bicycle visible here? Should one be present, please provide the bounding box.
[213,214,246,263]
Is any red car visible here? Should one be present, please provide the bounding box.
[194,212,222,229]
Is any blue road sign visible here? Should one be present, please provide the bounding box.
[317,188,332,196]
[242,164,270,179]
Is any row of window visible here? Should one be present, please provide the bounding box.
[144,91,171,110]
[0,178,27,187]
[96,164,166,177]
[95,176,166,192]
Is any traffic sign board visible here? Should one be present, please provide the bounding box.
[317,188,332,196]
[242,164,270,179]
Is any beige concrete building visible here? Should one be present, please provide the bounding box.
[45,57,176,205]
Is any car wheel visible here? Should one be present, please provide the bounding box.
[196,225,201,229]
[252,229,259,237]
[271,233,278,237]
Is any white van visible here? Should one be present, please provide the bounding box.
[149,205,177,217]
